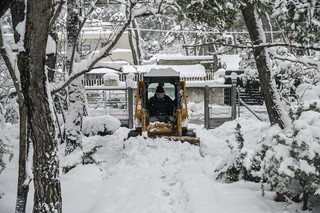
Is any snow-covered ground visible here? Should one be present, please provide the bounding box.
[0,104,315,213]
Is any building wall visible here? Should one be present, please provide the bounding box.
[59,31,133,62]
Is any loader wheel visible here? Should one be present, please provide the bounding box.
[127,130,140,138]
[183,130,196,137]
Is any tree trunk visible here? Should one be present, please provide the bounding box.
[46,33,58,83]
[10,2,32,212]
[0,0,14,18]
[133,19,142,64]
[128,25,139,65]
[18,0,62,212]
[15,104,30,213]
[65,0,85,154]
[241,4,288,129]
[66,0,81,71]
[65,78,84,154]
[212,44,219,72]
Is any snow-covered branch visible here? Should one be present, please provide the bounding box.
[0,25,23,102]
[69,0,101,74]
[48,0,66,33]
[269,51,320,70]
[92,62,123,71]
[183,42,320,52]
[51,1,137,95]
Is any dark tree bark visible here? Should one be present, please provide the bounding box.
[65,0,85,155]
[9,2,31,212]
[17,0,62,212]
[67,0,81,72]
[46,32,58,83]
[14,104,30,213]
[133,19,142,65]
[0,0,14,18]
[211,44,219,72]
[241,4,286,129]
[128,25,139,65]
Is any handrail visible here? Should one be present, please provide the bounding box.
[237,87,263,121]
[239,98,262,121]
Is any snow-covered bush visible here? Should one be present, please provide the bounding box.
[0,103,5,128]
[4,98,19,124]
[216,124,261,183]
[261,101,320,210]
[82,115,121,137]
[0,138,13,175]
[61,145,103,173]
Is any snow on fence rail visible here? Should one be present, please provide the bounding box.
[83,73,215,86]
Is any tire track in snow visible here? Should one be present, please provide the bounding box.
[121,136,220,213]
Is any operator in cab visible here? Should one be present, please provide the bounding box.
[147,85,174,122]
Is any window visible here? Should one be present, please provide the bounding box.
[147,83,175,100]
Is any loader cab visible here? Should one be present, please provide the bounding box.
[142,68,181,112]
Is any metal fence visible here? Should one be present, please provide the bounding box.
[204,85,237,129]
[83,72,216,86]
[85,84,237,129]
[85,87,133,128]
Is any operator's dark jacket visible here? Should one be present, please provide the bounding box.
[147,94,174,116]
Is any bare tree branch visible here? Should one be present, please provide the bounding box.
[48,0,66,33]
[69,0,100,74]
[0,25,23,102]
[268,51,320,69]
[51,1,137,95]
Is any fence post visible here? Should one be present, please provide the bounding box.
[204,85,209,129]
[128,87,133,129]
[231,85,237,120]
[237,87,240,118]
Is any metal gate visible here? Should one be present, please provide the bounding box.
[85,87,134,128]
[204,85,237,129]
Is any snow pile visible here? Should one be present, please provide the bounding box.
[199,98,320,208]
[188,101,204,118]
[103,73,119,81]
[82,115,121,136]
[125,72,136,88]
[122,64,206,77]
[0,111,317,212]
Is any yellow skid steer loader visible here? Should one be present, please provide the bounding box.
[125,68,200,145]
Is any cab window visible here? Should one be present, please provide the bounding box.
[147,83,175,100]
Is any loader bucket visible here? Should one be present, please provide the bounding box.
[158,136,200,145]
[124,131,200,146]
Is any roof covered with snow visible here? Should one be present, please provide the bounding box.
[122,64,206,77]
[219,55,241,70]
[88,68,118,74]
[144,68,180,78]
[151,54,242,71]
